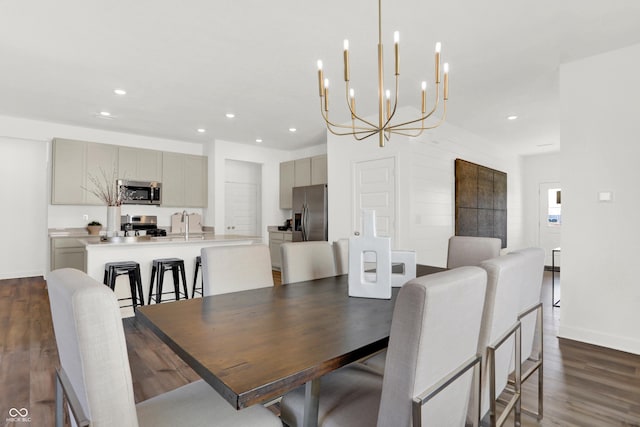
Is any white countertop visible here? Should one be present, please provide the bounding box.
[82,234,259,248]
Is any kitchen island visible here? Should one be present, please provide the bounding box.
[82,234,262,317]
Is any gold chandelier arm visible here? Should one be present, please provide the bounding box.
[319,98,376,132]
[389,102,448,133]
[387,83,441,131]
[344,82,378,129]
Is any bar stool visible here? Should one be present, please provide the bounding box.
[192,255,203,298]
[102,261,144,309]
[148,258,189,304]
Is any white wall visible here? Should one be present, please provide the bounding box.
[559,43,640,355]
[521,152,562,264]
[327,108,524,268]
[0,137,48,278]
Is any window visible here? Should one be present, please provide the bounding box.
[548,189,561,225]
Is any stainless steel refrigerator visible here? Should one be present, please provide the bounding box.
[292,184,328,241]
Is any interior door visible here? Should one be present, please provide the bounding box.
[225,182,258,235]
[353,157,396,244]
[538,182,561,266]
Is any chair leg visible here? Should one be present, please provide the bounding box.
[192,261,200,298]
[172,266,180,300]
[134,266,144,307]
[127,270,138,309]
[157,266,166,304]
[109,268,117,291]
[148,265,157,305]
[179,263,189,299]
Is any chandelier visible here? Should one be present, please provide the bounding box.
[316,0,449,147]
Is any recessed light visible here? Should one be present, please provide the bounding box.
[506,115,518,120]
[99,111,111,117]
[114,89,127,95]
[197,128,206,133]
[289,128,297,133]
[225,113,235,119]
[255,139,263,143]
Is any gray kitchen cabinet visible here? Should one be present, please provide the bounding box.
[311,154,328,185]
[269,231,292,270]
[50,237,89,272]
[279,160,295,209]
[118,147,162,181]
[279,155,327,209]
[52,139,118,205]
[162,152,208,207]
[51,139,86,204]
[294,158,311,187]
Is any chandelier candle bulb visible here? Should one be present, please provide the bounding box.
[443,63,449,100]
[421,81,427,113]
[343,40,350,81]
[317,60,324,96]
[350,88,356,118]
[386,90,391,120]
[324,79,329,111]
[394,31,400,75]
[435,42,441,83]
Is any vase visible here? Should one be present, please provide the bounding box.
[106,206,121,237]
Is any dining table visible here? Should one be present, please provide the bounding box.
[135,264,445,427]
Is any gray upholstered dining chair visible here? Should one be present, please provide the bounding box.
[447,235,502,269]
[201,244,274,296]
[48,268,281,427]
[507,247,545,420]
[280,266,487,427]
[332,238,349,275]
[280,241,337,284]
[474,254,526,426]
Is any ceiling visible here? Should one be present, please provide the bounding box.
[1,0,640,155]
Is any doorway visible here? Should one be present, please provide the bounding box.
[224,160,261,236]
[353,157,396,244]
[538,182,561,267]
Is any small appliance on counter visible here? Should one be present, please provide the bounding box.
[170,212,203,233]
[120,215,166,236]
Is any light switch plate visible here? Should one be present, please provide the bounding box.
[598,191,613,202]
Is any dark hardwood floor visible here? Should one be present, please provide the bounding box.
[1,271,638,426]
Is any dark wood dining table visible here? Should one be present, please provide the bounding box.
[136,264,445,426]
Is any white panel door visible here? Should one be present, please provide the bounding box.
[225,182,258,236]
[353,157,396,244]
[538,182,562,266]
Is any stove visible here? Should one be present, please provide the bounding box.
[121,215,166,236]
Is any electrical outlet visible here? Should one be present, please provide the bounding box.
[83,214,89,221]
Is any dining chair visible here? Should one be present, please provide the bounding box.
[201,244,274,296]
[280,241,337,284]
[48,268,281,427]
[447,235,502,269]
[280,266,487,427]
[474,254,526,426]
[506,247,545,420]
[332,238,349,275]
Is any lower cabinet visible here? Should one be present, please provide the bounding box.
[269,231,292,271]
[50,237,91,272]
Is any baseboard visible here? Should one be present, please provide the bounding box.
[558,324,640,356]
[0,270,45,280]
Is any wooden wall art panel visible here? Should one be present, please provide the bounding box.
[454,158,507,248]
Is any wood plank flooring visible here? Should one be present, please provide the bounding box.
[1,272,639,426]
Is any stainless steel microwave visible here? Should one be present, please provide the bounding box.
[118,179,162,205]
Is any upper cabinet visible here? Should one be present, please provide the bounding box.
[51,139,118,205]
[162,153,208,207]
[51,138,207,207]
[279,154,327,209]
[311,154,328,185]
[118,147,162,182]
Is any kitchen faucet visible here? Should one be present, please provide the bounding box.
[181,210,189,239]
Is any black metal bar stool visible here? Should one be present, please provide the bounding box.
[192,255,203,298]
[148,258,189,304]
[102,261,144,309]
